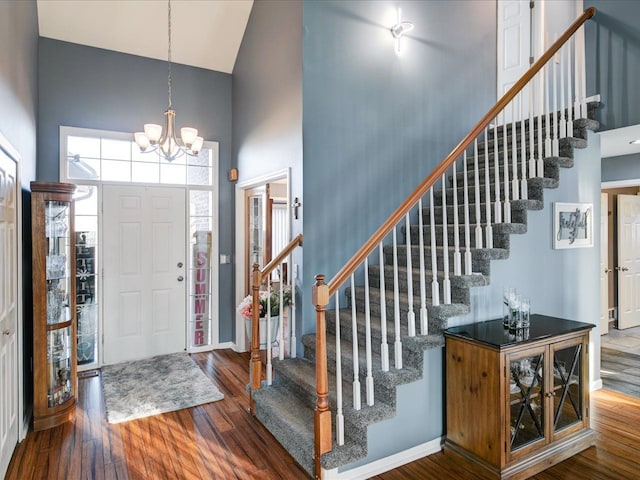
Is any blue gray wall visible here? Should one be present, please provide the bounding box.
[38,38,236,342]
[602,153,640,182]
[586,0,640,130]
[301,0,497,332]
[232,0,303,338]
[0,0,38,427]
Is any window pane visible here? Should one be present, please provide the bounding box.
[102,138,132,161]
[67,156,100,180]
[160,163,186,184]
[187,166,211,186]
[190,190,212,218]
[131,142,160,163]
[102,160,131,182]
[75,215,97,233]
[74,185,98,215]
[68,136,100,159]
[132,162,160,183]
[187,148,212,167]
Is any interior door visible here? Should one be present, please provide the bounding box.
[600,192,609,334]
[497,0,532,120]
[0,149,18,478]
[617,194,640,329]
[103,185,186,364]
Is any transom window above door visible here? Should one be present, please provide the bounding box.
[61,126,216,186]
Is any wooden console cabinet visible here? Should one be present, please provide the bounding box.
[31,181,77,431]
[444,315,595,480]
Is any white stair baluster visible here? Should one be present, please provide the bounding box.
[537,70,545,178]
[578,25,587,119]
[417,199,428,335]
[452,160,461,276]
[363,258,374,406]
[279,271,284,360]
[552,34,559,157]
[474,139,483,249]
[511,98,519,201]
[502,111,512,223]
[483,128,493,249]
[350,274,361,410]
[493,119,502,224]
[378,242,390,371]
[567,39,574,138]
[544,59,552,159]
[441,174,452,303]
[559,43,567,139]
[429,188,440,306]
[463,153,472,275]
[335,296,344,446]
[520,90,528,200]
[392,227,403,369]
[528,80,536,180]
[405,213,416,337]
[289,252,296,358]
[266,283,273,385]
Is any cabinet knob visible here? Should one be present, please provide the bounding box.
[546,392,557,398]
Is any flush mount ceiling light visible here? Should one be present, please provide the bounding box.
[390,8,414,54]
[134,0,203,161]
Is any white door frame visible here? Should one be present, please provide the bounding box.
[0,132,26,451]
[234,168,291,351]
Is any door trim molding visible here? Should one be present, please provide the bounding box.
[0,130,25,447]
[234,168,291,351]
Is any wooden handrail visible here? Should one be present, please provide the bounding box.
[260,233,303,280]
[326,6,596,296]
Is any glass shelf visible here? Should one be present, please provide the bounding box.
[47,326,74,407]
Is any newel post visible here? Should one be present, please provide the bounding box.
[313,274,332,479]
[249,263,262,414]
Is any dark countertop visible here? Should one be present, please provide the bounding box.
[444,315,594,349]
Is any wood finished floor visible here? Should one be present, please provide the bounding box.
[600,347,640,398]
[7,349,640,479]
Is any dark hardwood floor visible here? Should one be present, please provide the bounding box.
[600,347,640,398]
[7,349,640,479]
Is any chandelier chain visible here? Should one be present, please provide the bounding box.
[167,0,172,108]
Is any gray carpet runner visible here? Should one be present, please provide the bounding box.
[251,105,601,477]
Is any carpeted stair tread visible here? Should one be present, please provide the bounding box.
[252,385,315,476]
[433,177,548,204]
[421,199,540,224]
[368,264,490,289]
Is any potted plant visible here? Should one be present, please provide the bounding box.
[238,288,292,348]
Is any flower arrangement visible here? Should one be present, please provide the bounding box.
[237,288,292,319]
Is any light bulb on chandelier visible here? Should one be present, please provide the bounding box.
[134,0,203,161]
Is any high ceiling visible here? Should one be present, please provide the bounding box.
[37,0,254,74]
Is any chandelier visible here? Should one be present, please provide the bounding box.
[134,0,203,161]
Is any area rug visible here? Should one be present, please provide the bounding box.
[101,352,224,423]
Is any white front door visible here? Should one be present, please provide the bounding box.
[600,192,609,334]
[103,185,186,364]
[0,150,18,478]
[617,194,640,330]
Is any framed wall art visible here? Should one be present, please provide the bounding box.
[553,202,593,249]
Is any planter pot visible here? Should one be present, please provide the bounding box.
[245,316,280,349]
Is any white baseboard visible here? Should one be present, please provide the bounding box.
[322,437,443,480]
[591,379,603,391]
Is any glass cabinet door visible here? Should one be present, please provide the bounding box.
[45,201,72,326]
[47,326,74,407]
[551,341,584,434]
[508,349,546,453]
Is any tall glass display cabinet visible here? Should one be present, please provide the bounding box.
[31,181,77,431]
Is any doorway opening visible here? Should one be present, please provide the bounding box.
[235,170,291,351]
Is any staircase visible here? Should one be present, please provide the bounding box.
[248,8,599,479]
